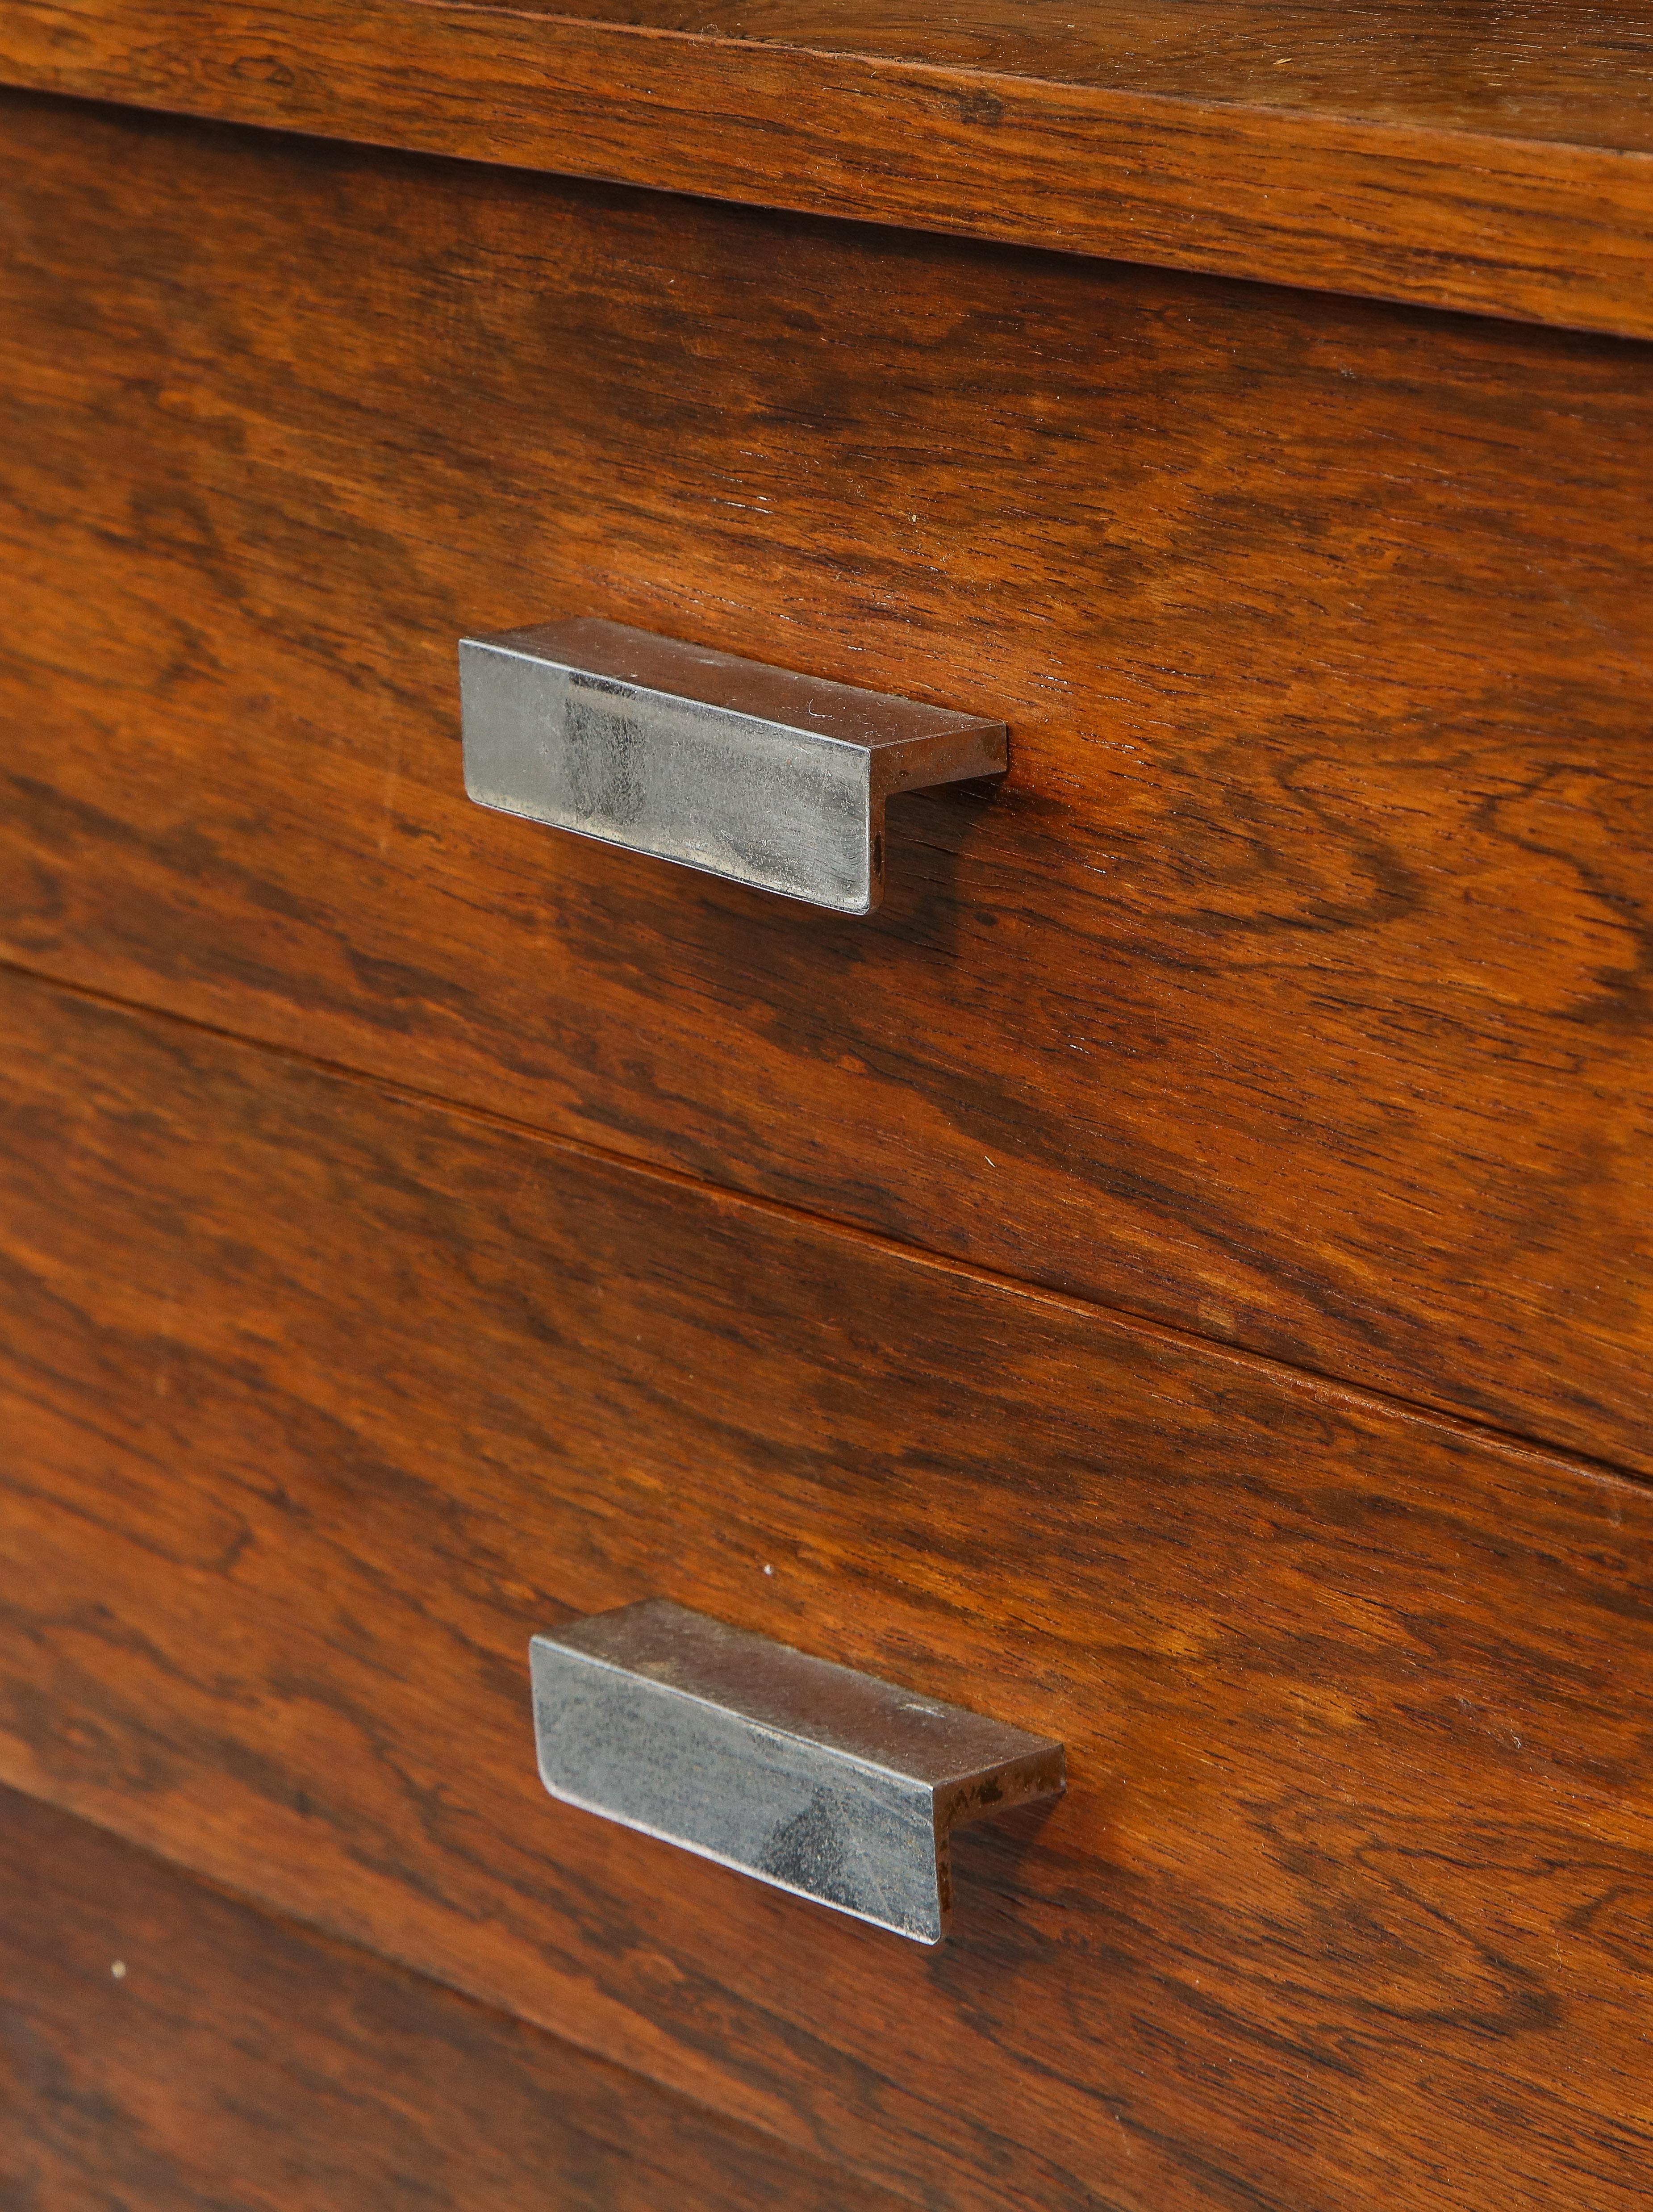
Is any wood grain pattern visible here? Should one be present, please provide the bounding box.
[0,1784,902,2212]
[3,96,1649,1473]
[3,967,1652,2212]
[3,0,1653,334]
[395,0,1653,139]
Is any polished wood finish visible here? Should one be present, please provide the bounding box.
[4,1,1653,334]
[387,0,1653,135]
[3,967,1651,2212]
[0,1785,901,2212]
[3,94,1650,1472]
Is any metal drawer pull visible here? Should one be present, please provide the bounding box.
[459,617,1007,914]
[530,1600,1064,1943]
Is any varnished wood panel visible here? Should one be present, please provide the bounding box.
[2,968,1651,2212]
[4,4,1653,333]
[3,97,1650,1472]
[0,1785,901,2212]
[359,0,1653,142]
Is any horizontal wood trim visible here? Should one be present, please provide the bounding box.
[3,967,1652,2212]
[4,94,1650,1475]
[4,0,1653,335]
[0,1783,902,2211]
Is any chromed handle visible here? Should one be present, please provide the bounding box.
[459,618,1007,914]
[529,1600,1063,1943]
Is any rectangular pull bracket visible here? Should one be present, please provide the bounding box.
[460,618,1007,914]
[530,1600,1064,1943]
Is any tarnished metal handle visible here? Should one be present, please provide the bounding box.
[529,1600,1064,1943]
[459,618,1007,914]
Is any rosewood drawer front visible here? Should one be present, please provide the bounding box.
[4,92,1652,1477]
[2,969,1649,2212]
[0,1786,903,2212]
